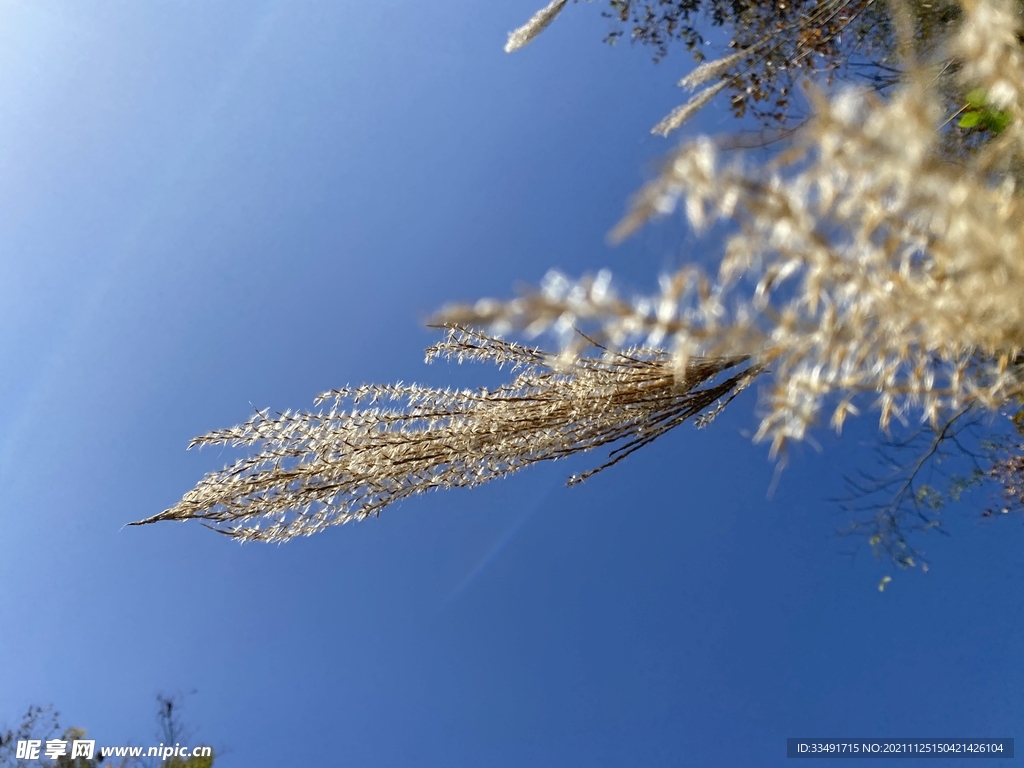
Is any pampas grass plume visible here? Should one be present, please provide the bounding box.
[505,0,569,53]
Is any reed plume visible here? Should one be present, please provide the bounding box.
[135,327,758,542]
[505,0,569,53]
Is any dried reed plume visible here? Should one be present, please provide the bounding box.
[653,51,746,137]
[134,327,757,542]
[652,81,729,137]
[505,0,569,53]
[677,51,746,91]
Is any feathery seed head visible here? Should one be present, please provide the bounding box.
[505,0,569,53]
[137,327,757,542]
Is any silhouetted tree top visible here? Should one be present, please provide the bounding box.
[543,0,970,127]
[0,696,214,768]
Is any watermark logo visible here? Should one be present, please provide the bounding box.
[15,739,210,762]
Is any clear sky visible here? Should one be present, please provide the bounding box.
[0,1,1021,766]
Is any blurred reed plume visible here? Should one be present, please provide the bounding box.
[134,327,758,542]
[442,0,1024,460]
[651,80,729,137]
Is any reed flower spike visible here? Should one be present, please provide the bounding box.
[505,0,569,53]
[135,327,759,542]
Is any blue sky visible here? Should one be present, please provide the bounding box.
[0,1,1021,765]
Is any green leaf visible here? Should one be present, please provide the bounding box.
[983,110,1011,133]
[966,88,988,108]
[959,111,981,128]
